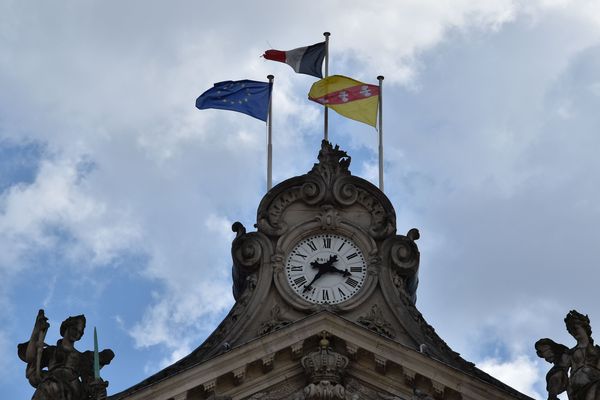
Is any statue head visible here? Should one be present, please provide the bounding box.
[535,338,568,363]
[565,310,593,344]
[60,314,86,341]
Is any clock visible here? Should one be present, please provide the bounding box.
[285,233,367,304]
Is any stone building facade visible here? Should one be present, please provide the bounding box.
[111,142,533,400]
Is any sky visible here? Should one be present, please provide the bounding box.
[1,1,600,399]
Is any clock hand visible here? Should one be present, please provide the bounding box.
[321,255,351,276]
[303,271,324,292]
[304,255,345,293]
[329,266,352,277]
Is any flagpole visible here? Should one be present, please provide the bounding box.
[267,74,274,191]
[377,75,384,192]
[323,32,330,142]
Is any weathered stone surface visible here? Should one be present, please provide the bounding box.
[536,310,600,400]
[17,310,114,400]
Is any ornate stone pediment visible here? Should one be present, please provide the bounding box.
[110,141,532,400]
[110,313,529,400]
[256,141,395,240]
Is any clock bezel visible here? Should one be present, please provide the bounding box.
[273,221,378,312]
[285,232,367,305]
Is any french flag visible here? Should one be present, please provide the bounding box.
[263,41,326,78]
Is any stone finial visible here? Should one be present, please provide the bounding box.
[308,141,352,187]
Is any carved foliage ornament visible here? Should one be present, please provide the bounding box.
[257,304,292,336]
[357,305,396,339]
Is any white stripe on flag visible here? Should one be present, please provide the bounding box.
[285,46,308,73]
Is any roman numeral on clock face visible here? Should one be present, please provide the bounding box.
[286,233,367,305]
[345,277,358,288]
[293,276,307,286]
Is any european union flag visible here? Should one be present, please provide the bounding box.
[196,80,272,122]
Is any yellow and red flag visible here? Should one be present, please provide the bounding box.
[308,75,379,127]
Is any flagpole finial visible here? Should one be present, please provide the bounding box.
[377,75,384,81]
[323,32,331,37]
[267,74,274,80]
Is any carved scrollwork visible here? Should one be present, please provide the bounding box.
[332,176,358,206]
[256,141,397,242]
[232,222,268,301]
[301,177,327,205]
[382,229,420,304]
[390,229,420,273]
[232,222,263,270]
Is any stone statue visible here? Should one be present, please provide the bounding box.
[536,310,600,400]
[17,310,115,400]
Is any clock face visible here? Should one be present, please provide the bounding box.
[285,233,367,304]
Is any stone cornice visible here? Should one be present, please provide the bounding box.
[111,312,532,400]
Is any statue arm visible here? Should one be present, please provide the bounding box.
[24,310,49,363]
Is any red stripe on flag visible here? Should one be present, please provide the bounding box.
[263,50,286,63]
[309,84,380,105]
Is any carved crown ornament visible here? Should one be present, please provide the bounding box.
[301,331,349,400]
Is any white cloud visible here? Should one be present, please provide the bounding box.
[478,356,544,399]
[0,157,143,272]
[2,1,600,397]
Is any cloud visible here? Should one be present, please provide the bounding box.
[0,156,143,273]
[2,1,600,396]
[478,356,544,399]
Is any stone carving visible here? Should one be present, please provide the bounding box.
[386,228,420,305]
[317,205,341,230]
[536,310,600,400]
[232,222,264,300]
[301,332,349,400]
[258,304,292,336]
[256,141,396,239]
[17,310,114,400]
[309,140,352,186]
[357,305,396,339]
[344,377,404,400]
